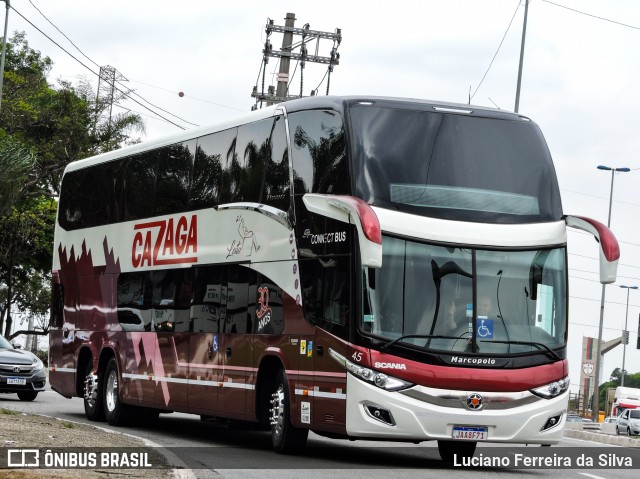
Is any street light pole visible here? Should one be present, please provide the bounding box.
[592,165,630,421]
[619,285,637,387]
[514,0,529,113]
[0,0,10,113]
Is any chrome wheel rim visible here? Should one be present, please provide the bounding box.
[105,369,118,412]
[84,372,98,408]
[270,384,285,439]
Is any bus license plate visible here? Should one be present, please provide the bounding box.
[452,426,488,440]
[7,377,26,385]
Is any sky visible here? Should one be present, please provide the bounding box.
[5,0,640,395]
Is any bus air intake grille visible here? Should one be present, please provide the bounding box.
[399,387,540,410]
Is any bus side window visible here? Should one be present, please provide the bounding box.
[190,128,237,210]
[58,169,83,230]
[299,254,350,337]
[154,141,194,217]
[288,110,348,196]
[124,152,158,222]
[264,115,291,213]
[191,265,225,334]
[235,118,273,204]
[225,265,252,334]
[117,272,150,332]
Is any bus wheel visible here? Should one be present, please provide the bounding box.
[269,369,308,453]
[83,361,104,421]
[437,440,476,463]
[103,357,132,426]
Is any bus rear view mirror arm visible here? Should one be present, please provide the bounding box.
[565,215,620,284]
[303,194,383,268]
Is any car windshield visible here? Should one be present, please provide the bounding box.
[360,236,567,356]
[0,335,13,349]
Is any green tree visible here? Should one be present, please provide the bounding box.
[0,196,56,337]
[0,135,37,215]
[0,32,145,338]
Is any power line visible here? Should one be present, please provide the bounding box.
[570,320,637,333]
[30,0,235,121]
[128,79,245,113]
[114,80,200,127]
[10,5,188,130]
[562,188,640,208]
[470,0,521,102]
[27,0,100,70]
[541,0,640,31]
[569,268,640,283]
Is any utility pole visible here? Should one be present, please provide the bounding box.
[0,0,11,113]
[95,65,127,148]
[275,13,296,102]
[252,13,341,108]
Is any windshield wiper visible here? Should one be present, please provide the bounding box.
[479,340,560,360]
[379,334,462,351]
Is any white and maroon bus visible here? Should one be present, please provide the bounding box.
[49,96,619,461]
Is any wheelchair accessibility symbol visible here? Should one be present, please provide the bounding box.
[477,318,494,339]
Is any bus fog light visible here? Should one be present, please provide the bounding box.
[364,404,395,426]
[541,414,562,431]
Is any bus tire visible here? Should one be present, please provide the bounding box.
[437,440,476,463]
[103,357,133,426]
[269,369,308,453]
[83,360,105,421]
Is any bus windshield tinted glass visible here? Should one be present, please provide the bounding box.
[361,236,567,356]
[349,105,563,223]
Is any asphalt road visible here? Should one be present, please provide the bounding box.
[1,386,638,479]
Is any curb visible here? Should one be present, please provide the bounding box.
[24,412,197,479]
[564,428,640,447]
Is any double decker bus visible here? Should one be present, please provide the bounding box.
[49,96,619,461]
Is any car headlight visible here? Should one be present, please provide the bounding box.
[329,348,413,392]
[530,376,569,399]
[32,357,44,372]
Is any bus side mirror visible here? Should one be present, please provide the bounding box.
[565,215,620,284]
[303,194,382,268]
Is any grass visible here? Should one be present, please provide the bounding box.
[0,407,19,415]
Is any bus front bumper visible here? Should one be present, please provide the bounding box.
[345,374,568,445]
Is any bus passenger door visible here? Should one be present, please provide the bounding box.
[188,265,223,413]
[219,265,254,418]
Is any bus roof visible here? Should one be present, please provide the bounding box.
[64,95,529,174]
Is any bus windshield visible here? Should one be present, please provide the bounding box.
[349,104,563,224]
[361,236,567,356]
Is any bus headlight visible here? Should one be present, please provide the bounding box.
[530,376,569,399]
[329,348,413,392]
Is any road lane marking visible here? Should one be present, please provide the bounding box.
[579,473,607,479]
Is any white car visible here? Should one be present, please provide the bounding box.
[616,409,640,436]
